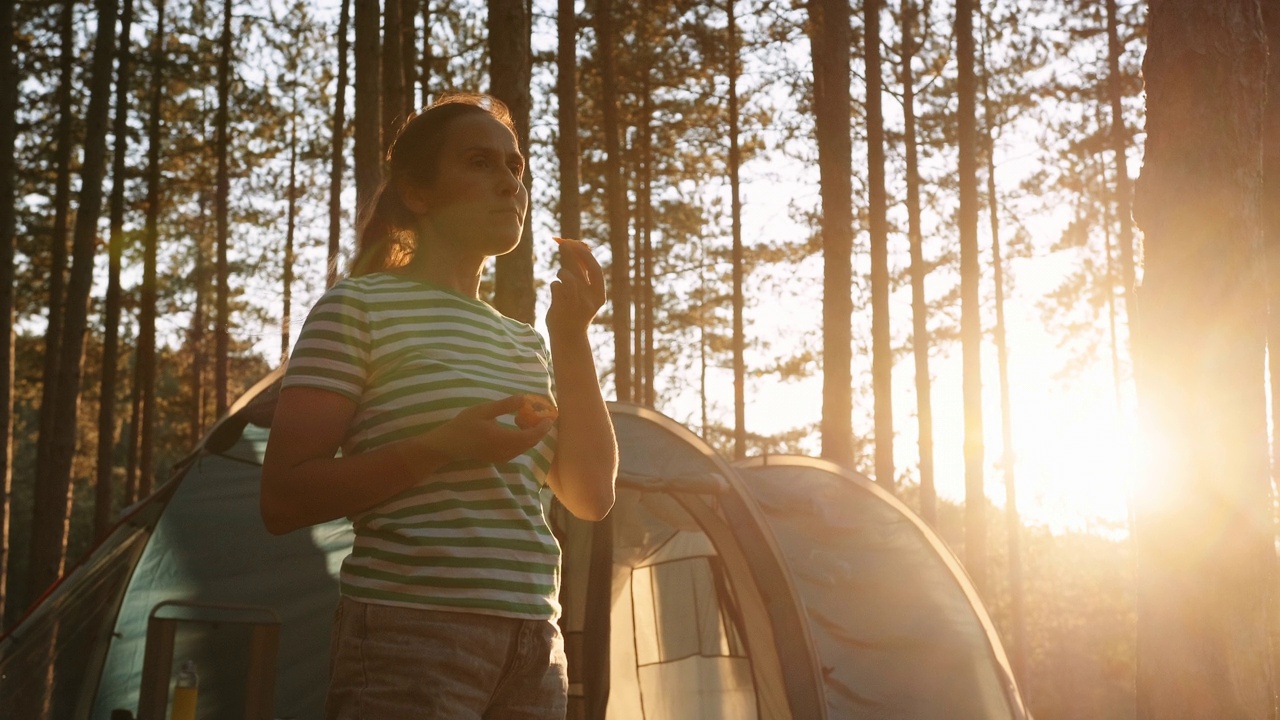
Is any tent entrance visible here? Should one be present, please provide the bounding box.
[135,601,279,720]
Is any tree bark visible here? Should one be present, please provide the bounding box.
[354,0,382,218]
[1106,0,1135,335]
[866,0,893,489]
[1132,1,1275,717]
[137,0,167,498]
[956,0,986,596]
[0,0,17,621]
[383,0,405,146]
[489,0,535,323]
[329,0,350,288]
[902,0,936,525]
[1260,0,1280,687]
[31,0,120,604]
[31,0,76,589]
[402,0,419,113]
[421,0,434,105]
[283,102,298,362]
[191,188,206,444]
[728,0,745,459]
[637,65,654,406]
[982,12,1025,684]
[556,0,580,241]
[597,0,631,403]
[807,0,854,467]
[214,0,232,417]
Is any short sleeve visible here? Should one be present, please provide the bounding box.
[282,281,370,401]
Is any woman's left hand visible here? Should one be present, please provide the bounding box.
[547,237,606,337]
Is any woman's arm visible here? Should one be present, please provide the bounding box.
[261,388,552,535]
[546,238,619,521]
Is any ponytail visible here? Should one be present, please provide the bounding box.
[348,93,516,277]
[351,183,417,276]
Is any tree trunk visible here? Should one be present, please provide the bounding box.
[125,362,141,504]
[983,16,1025,683]
[1260,0,1280,686]
[1132,2,1275,718]
[421,0,434,105]
[489,0,535,324]
[727,0,745,459]
[638,69,654,407]
[402,0,418,113]
[556,0,580,240]
[956,0,986,596]
[1106,0,1135,335]
[354,0,382,217]
[31,0,76,594]
[283,105,298,362]
[866,0,893,489]
[807,0,854,467]
[191,187,207,444]
[597,0,631,403]
[0,0,17,621]
[328,0,350,288]
[383,0,405,145]
[214,0,231,417]
[137,0,167,499]
[902,0,936,525]
[32,0,120,604]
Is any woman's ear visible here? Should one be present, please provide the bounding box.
[398,182,430,215]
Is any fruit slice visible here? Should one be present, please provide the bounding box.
[515,394,558,429]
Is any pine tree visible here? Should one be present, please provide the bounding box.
[383,0,405,146]
[28,0,76,608]
[489,0,535,323]
[0,0,16,621]
[807,0,854,467]
[595,0,631,402]
[135,0,167,499]
[354,0,381,215]
[556,0,580,240]
[1132,1,1273,715]
[956,0,987,597]
[213,0,231,417]
[866,0,893,490]
[329,0,350,286]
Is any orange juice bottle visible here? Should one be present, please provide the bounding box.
[170,659,198,720]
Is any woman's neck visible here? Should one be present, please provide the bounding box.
[400,248,485,298]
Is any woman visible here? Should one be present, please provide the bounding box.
[261,93,617,719]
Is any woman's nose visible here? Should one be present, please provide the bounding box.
[499,168,523,197]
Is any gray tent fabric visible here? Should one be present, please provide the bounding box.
[0,372,1028,719]
[735,456,1027,720]
[90,424,351,720]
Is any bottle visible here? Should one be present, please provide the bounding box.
[170,659,198,720]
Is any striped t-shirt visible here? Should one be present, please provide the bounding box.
[282,272,561,620]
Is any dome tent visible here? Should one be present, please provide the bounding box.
[0,368,1028,719]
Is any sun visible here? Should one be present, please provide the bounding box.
[1010,380,1136,534]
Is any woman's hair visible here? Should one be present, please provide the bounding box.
[349,93,517,276]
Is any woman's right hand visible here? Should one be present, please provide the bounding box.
[401,394,554,472]
[263,390,554,534]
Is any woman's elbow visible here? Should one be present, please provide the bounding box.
[259,477,301,535]
[567,476,616,522]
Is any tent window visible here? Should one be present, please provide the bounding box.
[632,556,746,666]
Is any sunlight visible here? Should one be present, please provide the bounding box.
[1012,385,1136,535]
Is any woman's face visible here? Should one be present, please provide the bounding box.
[414,112,528,258]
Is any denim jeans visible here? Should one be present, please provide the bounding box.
[325,596,569,719]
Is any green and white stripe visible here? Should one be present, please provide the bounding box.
[283,273,561,620]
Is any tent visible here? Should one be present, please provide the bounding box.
[0,368,1028,719]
